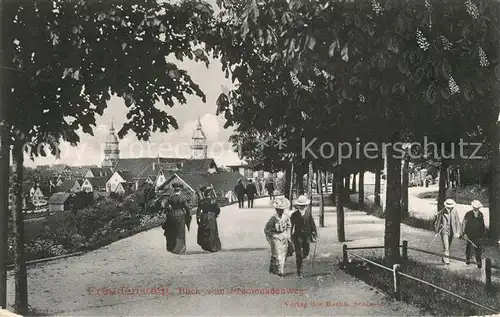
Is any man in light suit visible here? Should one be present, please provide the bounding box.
[434,199,462,265]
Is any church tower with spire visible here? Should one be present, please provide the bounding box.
[190,117,207,159]
[102,120,120,169]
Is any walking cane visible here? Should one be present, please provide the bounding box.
[311,233,319,271]
[428,226,444,250]
[464,236,479,249]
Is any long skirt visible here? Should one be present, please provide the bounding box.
[163,213,187,254]
[268,235,288,275]
[197,213,222,252]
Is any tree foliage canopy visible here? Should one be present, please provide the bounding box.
[4,0,215,157]
[212,0,500,171]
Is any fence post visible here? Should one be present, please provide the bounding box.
[402,240,408,260]
[481,258,492,289]
[342,244,348,266]
[393,264,401,300]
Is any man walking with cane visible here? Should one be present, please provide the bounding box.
[290,195,317,278]
[462,200,486,268]
[434,199,462,265]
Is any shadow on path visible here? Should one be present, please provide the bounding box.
[184,248,269,255]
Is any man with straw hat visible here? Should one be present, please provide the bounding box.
[434,198,462,265]
[462,200,486,268]
[290,195,317,278]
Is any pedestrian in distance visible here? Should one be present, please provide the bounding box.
[246,179,257,208]
[264,197,292,277]
[161,183,192,255]
[434,198,462,265]
[462,200,486,268]
[290,195,317,278]
[266,179,275,200]
[234,179,246,209]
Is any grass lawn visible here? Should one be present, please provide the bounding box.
[344,255,500,316]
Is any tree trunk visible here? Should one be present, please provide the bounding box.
[381,147,388,212]
[307,161,313,214]
[438,160,449,211]
[318,171,325,227]
[384,146,402,264]
[375,168,381,206]
[489,117,500,243]
[358,168,365,210]
[289,163,295,210]
[297,168,304,195]
[352,173,357,193]
[0,122,8,308]
[285,164,291,202]
[402,154,410,219]
[332,173,336,204]
[343,176,350,203]
[457,163,462,188]
[324,172,328,193]
[335,175,345,242]
[11,141,28,314]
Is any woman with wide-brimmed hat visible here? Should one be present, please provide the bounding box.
[161,183,192,254]
[264,197,292,277]
[196,186,222,252]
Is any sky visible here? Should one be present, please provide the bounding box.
[24,1,244,168]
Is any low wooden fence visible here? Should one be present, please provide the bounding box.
[342,242,499,314]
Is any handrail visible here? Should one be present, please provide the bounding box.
[405,246,470,263]
[405,246,500,270]
[347,243,500,270]
[345,249,499,314]
[345,246,384,250]
[347,251,393,272]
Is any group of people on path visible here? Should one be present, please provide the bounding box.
[160,181,316,279]
[434,198,486,267]
[161,183,222,255]
[264,195,317,278]
[233,178,275,209]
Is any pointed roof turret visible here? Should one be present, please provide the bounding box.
[105,119,119,144]
[192,116,206,140]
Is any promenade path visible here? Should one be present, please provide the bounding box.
[7,197,422,316]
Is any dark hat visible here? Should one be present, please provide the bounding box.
[172,183,183,189]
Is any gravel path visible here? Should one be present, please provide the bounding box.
[6,197,422,316]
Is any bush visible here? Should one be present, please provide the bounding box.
[10,196,167,265]
[418,186,489,206]
[344,256,499,316]
[453,185,489,206]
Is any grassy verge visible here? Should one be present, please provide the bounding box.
[417,185,489,207]
[343,255,500,316]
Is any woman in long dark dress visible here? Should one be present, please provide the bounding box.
[196,187,222,252]
[162,183,192,254]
